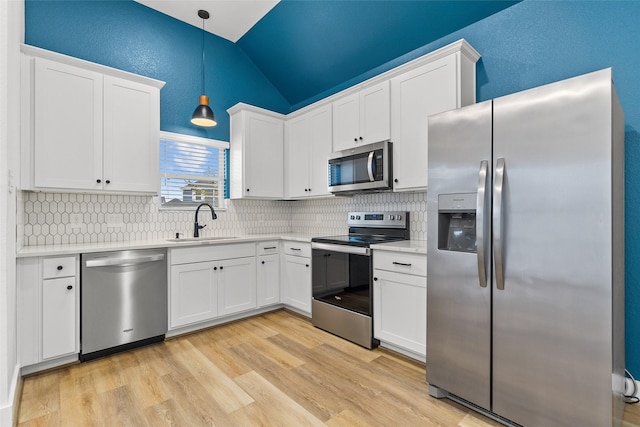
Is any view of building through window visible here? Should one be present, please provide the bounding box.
[159,132,229,209]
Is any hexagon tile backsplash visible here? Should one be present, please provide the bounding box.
[18,191,427,246]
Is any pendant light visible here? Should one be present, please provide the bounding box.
[191,9,217,127]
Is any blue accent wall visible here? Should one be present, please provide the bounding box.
[295,0,640,374]
[24,0,290,141]
[24,0,640,374]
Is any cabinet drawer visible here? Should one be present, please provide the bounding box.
[256,241,279,255]
[42,256,76,279]
[171,243,255,265]
[283,241,311,258]
[373,251,426,277]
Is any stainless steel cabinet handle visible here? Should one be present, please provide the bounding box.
[476,160,489,288]
[367,151,375,181]
[392,262,412,267]
[85,253,165,268]
[290,247,301,251]
[494,158,506,290]
[264,246,277,250]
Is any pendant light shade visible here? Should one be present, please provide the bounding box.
[191,9,217,127]
[192,95,217,127]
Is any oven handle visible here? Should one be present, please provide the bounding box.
[311,242,371,256]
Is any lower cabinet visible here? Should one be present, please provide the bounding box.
[42,276,77,359]
[258,253,280,307]
[169,244,257,330]
[282,241,312,316]
[257,241,280,307]
[373,250,427,359]
[18,255,80,371]
[217,256,257,316]
[170,261,218,328]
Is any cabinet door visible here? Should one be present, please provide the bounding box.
[34,58,103,190]
[360,81,390,145]
[42,277,77,359]
[283,255,311,314]
[103,75,160,194]
[218,257,257,316]
[257,254,280,307]
[373,269,426,356]
[332,92,360,152]
[170,262,217,328]
[286,114,311,198]
[391,55,457,191]
[244,112,284,198]
[308,104,332,197]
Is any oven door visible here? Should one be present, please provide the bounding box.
[311,242,372,316]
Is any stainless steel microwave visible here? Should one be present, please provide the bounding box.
[328,140,392,194]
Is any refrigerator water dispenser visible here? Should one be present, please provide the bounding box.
[437,193,477,253]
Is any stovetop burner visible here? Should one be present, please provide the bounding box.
[311,211,410,247]
[311,233,407,247]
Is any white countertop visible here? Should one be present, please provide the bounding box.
[17,232,316,257]
[370,239,427,254]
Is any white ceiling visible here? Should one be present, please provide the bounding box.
[134,0,280,43]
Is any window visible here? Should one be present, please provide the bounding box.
[159,131,229,210]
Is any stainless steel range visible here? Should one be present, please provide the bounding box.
[311,211,409,348]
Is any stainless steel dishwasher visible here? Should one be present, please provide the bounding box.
[80,248,167,361]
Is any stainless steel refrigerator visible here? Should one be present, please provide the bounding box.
[426,68,625,427]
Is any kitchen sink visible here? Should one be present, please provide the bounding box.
[166,236,237,243]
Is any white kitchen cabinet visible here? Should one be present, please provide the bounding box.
[169,243,257,330]
[228,103,285,199]
[18,255,80,372]
[21,46,164,194]
[257,242,280,307]
[170,261,218,328]
[285,104,332,198]
[332,80,390,152]
[282,241,312,316]
[217,256,257,316]
[42,276,77,359]
[373,250,427,360]
[390,41,479,191]
[102,75,160,193]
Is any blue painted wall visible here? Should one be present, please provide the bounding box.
[25,0,640,373]
[24,0,290,141]
[300,0,640,374]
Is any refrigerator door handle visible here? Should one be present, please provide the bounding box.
[476,160,489,288]
[494,157,506,290]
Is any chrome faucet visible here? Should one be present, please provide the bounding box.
[194,203,217,237]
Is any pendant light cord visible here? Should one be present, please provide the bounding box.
[201,16,206,95]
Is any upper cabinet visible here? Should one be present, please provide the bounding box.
[285,104,332,199]
[332,81,390,152]
[228,103,285,200]
[20,45,165,195]
[390,41,479,192]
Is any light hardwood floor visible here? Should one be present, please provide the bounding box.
[16,309,640,426]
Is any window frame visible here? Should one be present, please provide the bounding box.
[159,130,229,211]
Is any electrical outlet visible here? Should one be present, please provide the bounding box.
[70,213,83,225]
[70,213,83,230]
[106,213,124,228]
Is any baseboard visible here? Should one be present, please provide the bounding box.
[0,364,21,427]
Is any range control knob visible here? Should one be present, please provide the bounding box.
[396,214,402,220]
[356,215,361,220]
[350,215,355,220]
[389,215,395,220]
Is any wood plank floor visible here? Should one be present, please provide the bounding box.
[16,309,640,426]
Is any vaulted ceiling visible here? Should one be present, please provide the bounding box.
[137,0,520,107]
